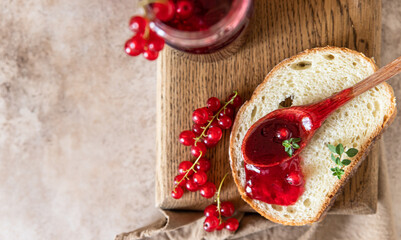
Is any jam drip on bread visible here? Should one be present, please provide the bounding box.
[245,156,305,206]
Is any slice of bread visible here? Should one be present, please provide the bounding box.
[229,46,396,225]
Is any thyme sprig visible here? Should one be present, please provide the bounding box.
[282,138,301,157]
[327,143,358,179]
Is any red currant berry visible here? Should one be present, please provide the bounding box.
[129,16,147,34]
[227,94,243,108]
[203,216,219,232]
[220,201,235,217]
[219,105,235,118]
[207,97,221,112]
[125,36,145,56]
[207,126,222,142]
[171,187,184,199]
[286,171,303,186]
[152,0,176,22]
[225,218,239,231]
[216,221,225,231]
[202,107,213,119]
[174,174,187,187]
[190,142,207,158]
[203,138,218,148]
[218,116,233,129]
[192,123,205,137]
[143,49,159,61]
[209,119,220,129]
[176,0,194,19]
[192,171,207,186]
[179,130,195,146]
[192,108,209,125]
[178,161,194,175]
[199,182,216,198]
[195,158,211,172]
[276,127,290,140]
[204,204,219,217]
[185,178,198,192]
[147,32,165,52]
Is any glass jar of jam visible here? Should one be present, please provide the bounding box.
[147,0,253,61]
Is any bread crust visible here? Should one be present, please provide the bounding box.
[229,46,397,226]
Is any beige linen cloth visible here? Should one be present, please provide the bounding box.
[116,141,396,240]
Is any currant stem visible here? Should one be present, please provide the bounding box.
[143,24,150,41]
[173,152,203,191]
[139,0,168,24]
[216,172,230,224]
[139,0,167,8]
[193,91,238,145]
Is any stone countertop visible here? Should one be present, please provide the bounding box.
[0,0,400,239]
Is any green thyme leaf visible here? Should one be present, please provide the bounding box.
[345,148,358,157]
[335,157,341,166]
[287,148,294,157]
[292,143,300,149]
[336,144,344,155]
[292,138,301,143]
[327,144,337,153]
[338,169,344,179]
[331,167,345,179]
[342,159,351,166]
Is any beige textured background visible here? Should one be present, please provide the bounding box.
[0,1,400,240]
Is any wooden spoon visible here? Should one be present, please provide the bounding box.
[242,56,401,168]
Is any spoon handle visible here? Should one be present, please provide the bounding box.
[352,56,401,97]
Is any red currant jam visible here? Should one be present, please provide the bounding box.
[242,112,306,167]
[148,0,253,58]
[245,156,305,206]
[157,0,234,32]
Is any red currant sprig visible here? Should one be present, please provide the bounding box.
[203,173,239,232]
[174,91,242,200]
[125,0,171,61]
[172,152,216,199]
[125,16,165,61]
[182,91,242,151]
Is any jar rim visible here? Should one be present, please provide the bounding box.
[147,0,253,48]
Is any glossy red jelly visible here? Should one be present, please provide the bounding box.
[242,112,305,167]
[245,156,305,206]
[242,88,353,167]
[159,0,233,32]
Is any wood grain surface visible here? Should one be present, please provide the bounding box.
[156,0,381,214]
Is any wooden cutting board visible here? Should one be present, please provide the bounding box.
[156,0,381,214]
